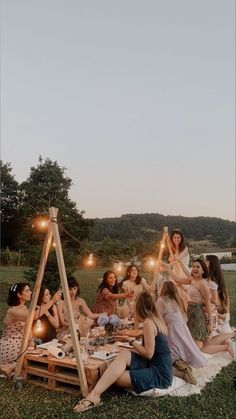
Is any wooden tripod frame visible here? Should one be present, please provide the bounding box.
[14,207,89,396]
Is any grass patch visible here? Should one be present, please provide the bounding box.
[0,266,235,418]
[0,362,235,418]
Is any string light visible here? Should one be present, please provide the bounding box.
[87,253,94,266]
[35,319,42,332]
[36,215,170,268]
[148,257,155,267]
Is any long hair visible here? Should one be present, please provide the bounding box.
[206,255,229,311]
[97,271,118,293]
[67,276,80,297]
[37,286,53,314]
[192,258,208,279]
[159,281,187,317]
[121,264,142,286]
[135,292,167,335]
[7,282,30,306]
[170,229,186,253]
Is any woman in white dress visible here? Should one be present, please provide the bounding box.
[121,264,150,316]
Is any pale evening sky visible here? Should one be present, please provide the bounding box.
[1,0,235,221]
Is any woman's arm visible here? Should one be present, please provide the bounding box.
[162,262,191,285]
[34,290,62,320]
[130,318,156,360]
[78,298,101,319]
[103,289,132,301]
[45,304,59,329]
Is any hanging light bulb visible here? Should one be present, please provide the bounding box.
[35,319,42,332]
[160,242,165,249]
[87,253,94,265]
[117,261,123,272]
[149,257,155,267]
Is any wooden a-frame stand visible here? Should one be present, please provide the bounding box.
[14,207,89,396]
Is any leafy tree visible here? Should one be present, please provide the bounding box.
[19,157,91,286]
[0,160,22,248]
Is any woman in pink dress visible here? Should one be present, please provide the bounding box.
[92,271,132,315]
[0,282,61,377]
[157,281,207,368]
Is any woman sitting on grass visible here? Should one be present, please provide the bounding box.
[157,281,207,369]
[205,254,232,334]
[57,276,103,339]
[0,282,61,377]
[74,292,173,413]
[92,271,132,315]
[121,264,151,315]
[32,286,60,343]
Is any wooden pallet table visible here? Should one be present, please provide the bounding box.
[23,350,114,395]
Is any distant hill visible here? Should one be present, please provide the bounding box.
[88,213,236,249]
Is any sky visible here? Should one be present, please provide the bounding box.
[1,0,235,221]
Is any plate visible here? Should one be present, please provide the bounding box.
[90,351,118,361]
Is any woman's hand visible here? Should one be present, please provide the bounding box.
[52,290,62,304]
[125,292,133,299]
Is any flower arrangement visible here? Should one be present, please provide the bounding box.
[98,314,121,335]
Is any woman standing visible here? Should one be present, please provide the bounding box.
[92,271,132,315]
[74,292,173,413]
[167,229,190,277]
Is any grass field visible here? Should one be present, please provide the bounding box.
[0,266,235,419]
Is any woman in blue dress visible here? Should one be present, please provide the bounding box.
[74,292,173,413]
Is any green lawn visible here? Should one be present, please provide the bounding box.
[0,266,235,419]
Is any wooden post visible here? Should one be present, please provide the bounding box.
[49,207,89,396]
[152,226,168,295]
[14,219,54,378]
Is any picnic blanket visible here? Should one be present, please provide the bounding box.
[129,351,234,397]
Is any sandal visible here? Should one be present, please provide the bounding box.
[174,360,197,385]
[73,398,103,413]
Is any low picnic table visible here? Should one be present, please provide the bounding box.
[22,325,143,395]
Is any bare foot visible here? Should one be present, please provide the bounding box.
[0,364,14,378]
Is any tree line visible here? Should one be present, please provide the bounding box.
[1,157,235,284]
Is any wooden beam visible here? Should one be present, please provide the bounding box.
[14,217,54,378]
[49,207,88,396]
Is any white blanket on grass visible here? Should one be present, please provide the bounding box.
[129,352,233,397]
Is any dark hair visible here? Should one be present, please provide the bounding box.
[205,255,229,310]
[122,264,142,285]
[170,229,186,253]
[192,259,208,279]
[37,286,54,315]
[67,276,80,297]
[97,271,118,293]
[7,282,30,306]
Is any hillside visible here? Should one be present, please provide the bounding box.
[88,213,236,249]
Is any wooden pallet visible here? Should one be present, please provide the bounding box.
[23,351,113,395]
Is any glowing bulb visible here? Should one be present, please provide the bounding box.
[87,253,94,265]
[117,262,123,272]
[149,258,155,267]
[161,242,165,249]
[52,242,56,248]
[35,319,42,331]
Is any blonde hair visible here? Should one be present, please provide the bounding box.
[135,292,167,336]
[160,281,187,318]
